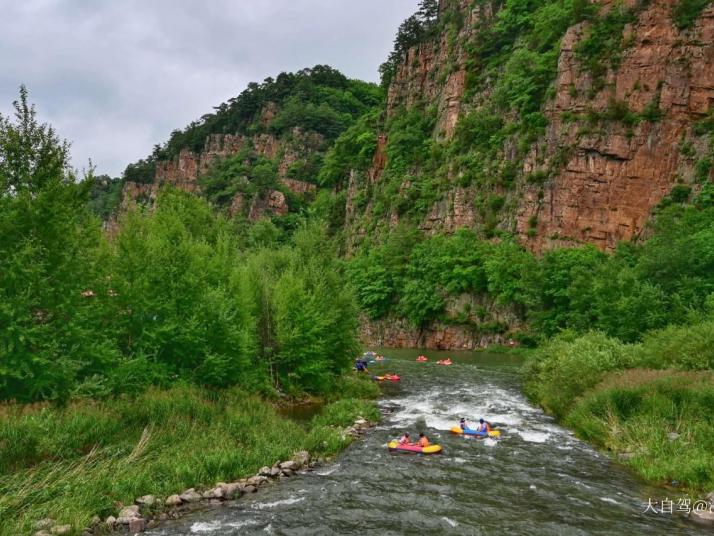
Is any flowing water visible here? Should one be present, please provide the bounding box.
[148,349,703,535]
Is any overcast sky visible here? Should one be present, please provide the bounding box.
[0,0,417,177]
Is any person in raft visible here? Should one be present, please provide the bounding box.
[476,418,491,434]
[398,432,411,445]
[355,360,368,373]
[416,433,429,448]
[459,417,469,430]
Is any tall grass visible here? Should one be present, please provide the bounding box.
[523,320,714,493]
[0,384,378,535]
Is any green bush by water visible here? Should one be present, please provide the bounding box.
[0,384,380,535]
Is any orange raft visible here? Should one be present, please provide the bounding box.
[416,355,428,362]
[436,359,452,365]
[374,374,400,382]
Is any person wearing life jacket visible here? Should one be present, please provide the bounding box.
[476,418,491,434]
[355,359,368,373]
[417,433,429,448]
[398,432,411,445]
[460,417,469,430]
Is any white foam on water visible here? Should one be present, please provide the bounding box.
[253,496,305,510]
[227,520,261,529]
[191,521,222,533]
[452,456,467,464]
[513,429,551,443]
[315,464,340,476]
[442,517,459,527]
[600,497,619,505]
[483,437,498,447]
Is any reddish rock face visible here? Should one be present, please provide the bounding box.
[518,1,714,252]
[382,0,714,253]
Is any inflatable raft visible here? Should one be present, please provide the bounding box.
[436,359,452,365]
[374,374,400,382]
[387,441,442,454]
[450,426,501,438]
[416,355,428,362]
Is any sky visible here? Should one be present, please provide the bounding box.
[0,0,418,177]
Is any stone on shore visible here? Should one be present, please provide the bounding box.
[259,466,272,477]
[690,509,714,526]
[129,517,146,533]
[105,516,117,526]
[246,475,268,487]
[279,460,299,471]
[165,494,182,507]
[34,531,51,536]
[219,482,243,499]
[33,519,55,531]
[270,466,281,477]
[50,525,72,535]
[292,451,310,468]
[243,485,257,494]
[136,495,156,507]
[179,488,202,503]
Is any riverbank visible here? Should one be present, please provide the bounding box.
[0,379,380,536]
[523,322,714,516]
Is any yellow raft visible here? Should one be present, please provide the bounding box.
[387,441,443,454]
[450,426,501,438]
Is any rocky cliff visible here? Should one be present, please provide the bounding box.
[351,0,714,253]
[120,125,319,220]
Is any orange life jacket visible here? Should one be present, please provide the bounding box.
[417,436,429,447]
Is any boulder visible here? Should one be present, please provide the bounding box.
[292,451,310,468]
[165,494,182,507]
[279,460,298,471]
[258,466,272,477]
[118,505,140,519]
[105,516,117,526]
[281,468,295,477]
[209,486,224,499]
[90,515,101,526]
[354,419,368,427]
[690,509,714,526]
[246,475,268,487]
[219,482,243,499]
[179,488,202,503]
[128,517,146,533]
[147,520,160,529]
[270,467,281,477]
[243,485,257,494]
[706,491,714,506]
[50,526,72,536]
[135,495,156,507]
[34,519,55,531]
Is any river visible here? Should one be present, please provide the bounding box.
[147,349,703,535]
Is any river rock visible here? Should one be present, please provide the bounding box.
[243,485,257,494]
[165,494,182,507]
[105,516,117,526]
[136,495,156,507]
[128,517,146,533]
[180,488,202,503]
[281,468,295,477]
[292,450,310,468]
[259,466,272,477]
[690,509,714,526]
[706,491,714,506]
[354,419,368,428]
[246,475,268,487]
[34,519,55,531]
[50,525,72,535]
[90,515,101,526]
[218,482,243,499]
[118,505,140,519]
[147,520,160,529]
[270,466,281,477]
[279,460,299,471]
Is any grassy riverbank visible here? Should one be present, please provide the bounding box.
[0,378,380,536]
[523,321,714,495]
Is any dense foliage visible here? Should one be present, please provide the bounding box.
[0,91,361,403]
[122,66,382,184]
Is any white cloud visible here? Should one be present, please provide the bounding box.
[0,0,417,176]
